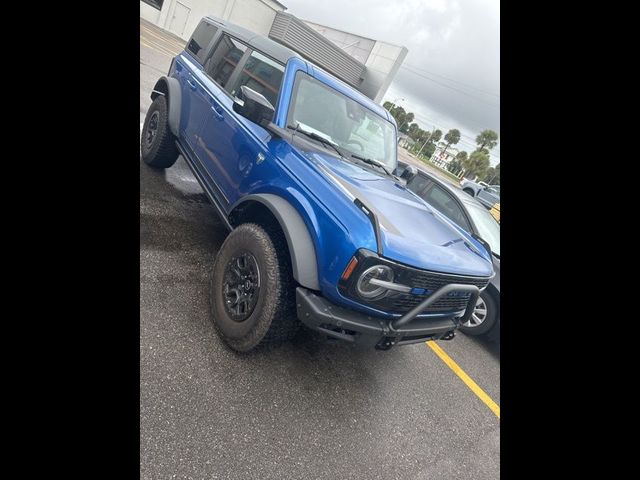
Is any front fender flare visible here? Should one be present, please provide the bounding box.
[151,76,181,137]
[230,194,320,291]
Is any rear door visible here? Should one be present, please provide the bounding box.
[175,20,219,152]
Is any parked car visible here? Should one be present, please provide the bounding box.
[402,164,500,340]
[460,178,500,209]
[140,16,494,352]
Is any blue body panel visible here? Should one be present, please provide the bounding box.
[167,48,493,320]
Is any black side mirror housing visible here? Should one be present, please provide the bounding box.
[232,86,275,129]
[400,164,418,183]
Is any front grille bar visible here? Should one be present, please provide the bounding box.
[390,283,480,331]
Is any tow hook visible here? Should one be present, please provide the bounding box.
[375,337,396,350]
[441,330,456,341]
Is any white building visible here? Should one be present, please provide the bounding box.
[430,144,459,169]
[140,0,286,39]
[140,0,406,103]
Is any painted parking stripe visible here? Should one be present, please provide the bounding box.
[140,38,175,58]
[140,27,184,53]
[426,340,500,419]
[140,24,185,49]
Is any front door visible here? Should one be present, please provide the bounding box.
[198,47,285,206]
[169,2,190,38]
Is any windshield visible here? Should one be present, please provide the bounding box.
[288,74,397,170]
[466,203,500,256]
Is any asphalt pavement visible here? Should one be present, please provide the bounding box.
[140,18,500,480]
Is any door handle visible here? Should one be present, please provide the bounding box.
[186,79,197,90]
[211,104,224,120]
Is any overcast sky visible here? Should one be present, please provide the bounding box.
[283,0,500,165]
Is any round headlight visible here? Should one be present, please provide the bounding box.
[356,265,394,299]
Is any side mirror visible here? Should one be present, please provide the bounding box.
[232,86,275,128]
[400,164,418,183]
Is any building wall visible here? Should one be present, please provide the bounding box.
[303,21,407,103]
[140,0,285,41]
[363,41,408,103]
[304,21,375,64]
[140,2,161,23]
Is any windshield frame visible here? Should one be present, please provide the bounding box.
[285,71,398,171]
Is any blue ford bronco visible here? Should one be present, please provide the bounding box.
[141,16,494,351]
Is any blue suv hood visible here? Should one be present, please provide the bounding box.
[303,150,494,277]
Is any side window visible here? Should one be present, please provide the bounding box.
[423,185,471,231]
[205,35,248,90]
[231,50,284,107]
[406,175,433,197]
[187,21,218,64]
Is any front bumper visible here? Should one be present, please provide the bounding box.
[296,283,480,350]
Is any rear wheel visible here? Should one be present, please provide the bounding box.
[209,223,300,352]
[459,291,499,337]
[463,188,475,197]
[141,95,179,169]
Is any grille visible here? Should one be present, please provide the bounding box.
[391,292,473,313]
[387,269,490,314]
[338,249,492,315]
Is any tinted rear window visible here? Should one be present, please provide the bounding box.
[187,21,218,64]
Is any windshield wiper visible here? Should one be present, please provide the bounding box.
[349,153,392,176]
[287,124,393,177]
[287,124,348,160]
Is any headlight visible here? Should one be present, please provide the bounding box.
[356,265,395,299]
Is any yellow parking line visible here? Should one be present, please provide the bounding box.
[426,340,500,419]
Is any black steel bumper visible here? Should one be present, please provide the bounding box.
[296,284,480,350]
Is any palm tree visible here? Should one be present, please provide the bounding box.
[442,129,461,156]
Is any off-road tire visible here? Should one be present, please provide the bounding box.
[141,95,179,169]
[210,223,300,352]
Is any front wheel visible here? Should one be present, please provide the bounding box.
[209,223,300,352]
[459,291,499,337]
[463,188,475,197]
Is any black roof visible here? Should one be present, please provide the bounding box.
[203,16,303,65]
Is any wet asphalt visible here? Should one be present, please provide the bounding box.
[140,19,500,480]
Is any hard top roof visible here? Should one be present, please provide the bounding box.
[203,16,302,65]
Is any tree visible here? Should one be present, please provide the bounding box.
[447,151,467,173]
[475,129,499,152]
[430,129,443,144]
[442,129,461,156]
[455,151,468,162]
[398,112,414,133]
[462,150,490,178]
[423,143,436,159]
[407,123,421,139]
[483,163,500,184]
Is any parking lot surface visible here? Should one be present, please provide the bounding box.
[140,19,500,480]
